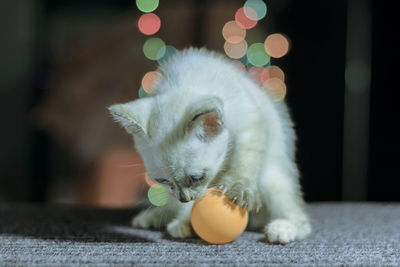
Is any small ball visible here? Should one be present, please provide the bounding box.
[190,188,248,244]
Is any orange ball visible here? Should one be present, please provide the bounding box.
[190,188,248,244]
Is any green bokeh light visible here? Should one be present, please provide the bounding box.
[136,0,159,13]
[157,45,177,63]
[244,0,267,21]
[246,43,271,66]
[143,38,166,60]
[148,185,169,206]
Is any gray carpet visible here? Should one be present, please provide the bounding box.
[0,203,399,266]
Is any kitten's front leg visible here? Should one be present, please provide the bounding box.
[213,131,264,212]
[132,197,193,238]
[216,171,262,212]
[166,201,194,238]
[260,162,312,244]
[132,205,175,229]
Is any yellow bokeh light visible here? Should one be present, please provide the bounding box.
[224,40,248,59]
[263,77,287,101]
[141,71,162,95]
[266,65,285,82]
[264,33,290,58]
[222,21,246,44]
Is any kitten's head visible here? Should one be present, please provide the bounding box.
[108,95,229,202]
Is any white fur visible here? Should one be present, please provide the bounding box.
[109,48,311,244]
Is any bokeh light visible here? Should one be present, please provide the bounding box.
[244,0,267,21]
[266,65,285,82]
[248,66,270,84]
[138,87,150,98]
[222,21,246,44]
[137,13,161,35]
[264,33,290,58]
[231,60,246,71]
[263,77,287,101]
[157,45,177,63]
[224,40,248,59]
[246,43,271,66]
[235,7,257,29]
[143,37,166,60]
[136,0,159,13]
[148,185,169,206]
[141,71,161,95]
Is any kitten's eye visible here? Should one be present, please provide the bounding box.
[188,174,206,184]
[154,178,169,184]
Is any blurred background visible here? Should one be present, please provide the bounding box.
[0,0,398,208]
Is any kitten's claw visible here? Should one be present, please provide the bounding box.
[218,184,227,194]
[217,182,262,212]
[255,205,261,213]
[167,219,193,238]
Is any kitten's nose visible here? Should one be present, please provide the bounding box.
[179,192,192,203]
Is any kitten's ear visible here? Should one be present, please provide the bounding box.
[108,98,153,137]
[186,96,224,141]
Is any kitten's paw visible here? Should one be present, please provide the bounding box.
[132,211,153,229]
[217,182,262,212]
[132,210,165,229]
[264,219,311,244]
[166,219,193,238]
[265,219,297,244]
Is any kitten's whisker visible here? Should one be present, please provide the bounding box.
[117,165,143,168]
[118,164,144,168]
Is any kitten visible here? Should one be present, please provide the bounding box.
[108,48,311,244]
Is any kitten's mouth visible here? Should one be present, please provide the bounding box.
[178,194,194,203]
[178,187,207,203]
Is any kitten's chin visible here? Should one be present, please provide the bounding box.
[178,197,192,203]
[178,191,197,203]
[177,187,207,203]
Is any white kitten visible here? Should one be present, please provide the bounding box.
[108,48,311,244]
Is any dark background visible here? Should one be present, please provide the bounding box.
[0,0,398,204]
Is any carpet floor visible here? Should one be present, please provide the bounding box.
[0,202,399,266]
